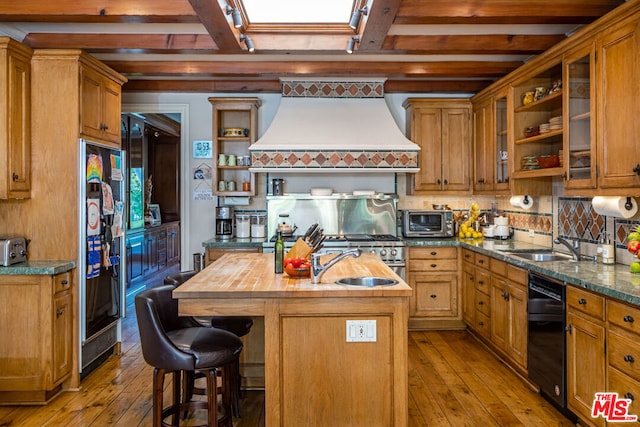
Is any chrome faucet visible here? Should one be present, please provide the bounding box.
[311,249,362,284]
[554,237,580,261]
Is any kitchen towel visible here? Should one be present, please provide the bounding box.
[509,195,534,210]
[592,196,638,219]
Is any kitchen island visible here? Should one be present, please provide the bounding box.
[173,252,412,426]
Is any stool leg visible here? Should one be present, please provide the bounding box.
[172,371,181,425]
[232,359,241,417]
[152,368,165,427]
[205,369,218,427]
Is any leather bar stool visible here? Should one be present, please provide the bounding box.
[164,271,254,417]
[135,285,242,427]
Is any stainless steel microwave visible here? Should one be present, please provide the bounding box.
[402,210,455,238]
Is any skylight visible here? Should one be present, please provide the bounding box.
[241,0,355,24]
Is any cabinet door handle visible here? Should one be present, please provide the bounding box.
[624,355,635,363]
[470,275,474,281]
[444,179,448,185]
[625,393,635,401]
[566,324,572,334]
[56,309,64,317]
[436,179,441,185]
[633,164,640,176]
[624,315,635,323]
[430,263,437,268]
[478,321,484,326]
[11,173,18,181]
[430,294,437,299]
[578,298,587,305]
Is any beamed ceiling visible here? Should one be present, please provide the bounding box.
[0,0,627,94]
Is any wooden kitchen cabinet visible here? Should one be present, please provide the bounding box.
[404,99,471,194]
[489,262,528,371]
[407,246,463,330]
[79,60,125,147]
[209,98,260,197]
[566,285,606,427]
[472,97,494,193]
[0,37,32,200]
[595,19,640,192]
[0,271,73,404]
[125,222,180,290]
[461,249,492,340]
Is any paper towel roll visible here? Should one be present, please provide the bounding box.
[592,196,638,218]
[509,195,534,210]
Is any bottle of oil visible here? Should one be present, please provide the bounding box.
[275,231,284,274]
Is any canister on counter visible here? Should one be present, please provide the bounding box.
[236,213,251,239]
[251,213,266,239]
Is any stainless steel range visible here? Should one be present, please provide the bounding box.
[263,193,406,279]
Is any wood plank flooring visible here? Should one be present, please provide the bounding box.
[0,299,576,426]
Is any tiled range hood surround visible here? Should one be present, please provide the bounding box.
[249,78,420,172]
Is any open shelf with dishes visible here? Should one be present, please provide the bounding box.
[512,63,564,179]
[209,98,261,197]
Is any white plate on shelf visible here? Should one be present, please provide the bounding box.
[310,188,332,196]
[352,190,375,196]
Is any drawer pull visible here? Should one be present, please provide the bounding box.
[578,298,587,305]
[430,251,437,256]
[430,294,437,299]
[478,321,484,326]
[478,259,485,264]
[625,393,635,401]
[430,264,437,268]
[478,301,484,305]
[465,253,471,259]
[61,279,69,285]
[478,280,484,285]
[624,315,635,323]
[624,355,635,363]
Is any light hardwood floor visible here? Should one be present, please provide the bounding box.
[0,298,576,426]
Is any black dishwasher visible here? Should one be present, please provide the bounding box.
[527,272,575,420]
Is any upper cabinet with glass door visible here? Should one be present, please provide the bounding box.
[494,92,509,192]
[563,44,596,190]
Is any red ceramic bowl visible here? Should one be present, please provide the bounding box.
[284,266,311,277]
[537,155,560,168]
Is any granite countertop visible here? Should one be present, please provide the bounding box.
[0,260,76,275]
[406,238,640,307]
[202,237,265,248]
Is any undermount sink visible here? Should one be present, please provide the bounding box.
[507,251,574,262]
[335,277,398,287]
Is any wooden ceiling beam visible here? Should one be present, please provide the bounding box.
[383,34,565,54]
[394,0,625,25]
[121,78,492,93]
[105,60,522,78]
[0,0,199,23]
[23,33,219,51]
[358,0,401,51]
[188,0,243,51]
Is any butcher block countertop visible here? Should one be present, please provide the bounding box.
[173,252,412,299]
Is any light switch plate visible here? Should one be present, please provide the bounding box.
[346,320,376,342]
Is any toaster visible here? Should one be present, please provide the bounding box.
[0,236,28,266]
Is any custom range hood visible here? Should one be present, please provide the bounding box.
[249,78,419,173]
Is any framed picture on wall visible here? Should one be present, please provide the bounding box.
[193,140,213,158]
[148,204,161,226]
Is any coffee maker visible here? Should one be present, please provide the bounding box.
[216,206,234,240]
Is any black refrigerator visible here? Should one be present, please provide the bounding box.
[78,139,126,375]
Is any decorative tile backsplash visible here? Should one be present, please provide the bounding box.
[558,197,605,243]
[250,150,418,169]
[281,80,384,98]
[506,210,553,234]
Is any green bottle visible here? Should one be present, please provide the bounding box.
[275,231,284,274]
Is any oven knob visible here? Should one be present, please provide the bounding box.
[369,249,376,255]
[9,251,16,259]
[391,249,397,256]
[380,249,387,257]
